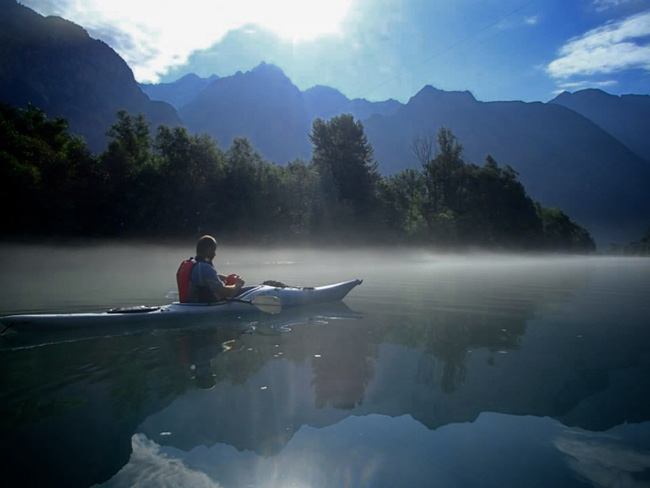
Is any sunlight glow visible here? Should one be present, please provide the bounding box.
[247,0,353,41]
[21,0,353,82]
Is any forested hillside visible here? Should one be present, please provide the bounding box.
[149,66,650,245]
[0,104,595,252]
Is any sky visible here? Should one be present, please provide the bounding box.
[20,0,650,103]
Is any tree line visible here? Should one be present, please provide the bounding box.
[1,103,596,251]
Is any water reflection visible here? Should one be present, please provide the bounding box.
[101,415,650,488]
[1,248,649,487]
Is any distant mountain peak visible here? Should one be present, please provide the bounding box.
[412,85,477,104]
[550,88,620,105]
[178,73,201,81]
[407,85,477,110]
[550,87,650,164]
[251,62,287,77]
[305,85,346,96]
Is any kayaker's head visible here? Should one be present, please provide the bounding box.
[196,235,217,262]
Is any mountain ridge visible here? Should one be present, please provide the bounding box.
[550,88,650,163]
[0,0,181,153]
[139,73,219,110]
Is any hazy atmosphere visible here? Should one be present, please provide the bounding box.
[2,1,650,486]
[21,0,650,102]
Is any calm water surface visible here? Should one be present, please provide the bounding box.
[1,243,649,488]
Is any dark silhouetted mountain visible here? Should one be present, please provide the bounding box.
[173,68,401,163]
[139,73,219,110]
[0,0,181,153]
[303,85,402,121]
[179,63,313,163]
[174,67,649,243]
[303,85,350,119]
[550,89,650,163]
[363,85,650,244]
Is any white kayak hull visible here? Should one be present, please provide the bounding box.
[0,301,363,349]
[0,279,363,331]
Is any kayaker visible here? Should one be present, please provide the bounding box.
[187,235,245,303]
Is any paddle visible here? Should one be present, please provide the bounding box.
[229,295,281,314]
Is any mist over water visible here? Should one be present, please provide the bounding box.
[1,241,637,314]
[1,242,649,487]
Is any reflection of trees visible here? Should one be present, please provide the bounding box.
[384,306,531,393]
[239,318,379,410]
[311,326,377,409]
[0,319,266,487]
[0,332,188,488]
[410,316,526,392]
[229,305,376,410]
[380,261,592,394]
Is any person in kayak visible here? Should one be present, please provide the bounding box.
[188,235,245,303]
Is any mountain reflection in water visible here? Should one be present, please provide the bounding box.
[1,246,649,487]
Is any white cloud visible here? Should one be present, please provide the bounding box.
[496,13,542,30]
[554,434,650,488]
[555,79,618,92]
[547,10,650,79]
[95,434,223,487]
[592,0,636,12]
[551,79,618,95]
[524,15,540,26]
[20,0,353,82]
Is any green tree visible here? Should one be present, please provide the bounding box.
[537,205,595,252]
[0,104,101,235]
[379,168,426,239]
[103,110,151,176]
[411,131,439,214]
[432,127,465,212]
[457,156,542,247]
[415,127,466,243]
[220,137,268,238]
[310,114,380,229]
[279,159,321,238]
[152,126,227,234]
[99,111,155,234]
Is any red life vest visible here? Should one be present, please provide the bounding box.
[176,258,196,303]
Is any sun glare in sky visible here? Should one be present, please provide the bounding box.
[247,0,353,41]
[22,0,353,81]
[18,0,650,100]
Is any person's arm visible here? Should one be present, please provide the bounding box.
[216,280,244,299]
[205,272,244,299]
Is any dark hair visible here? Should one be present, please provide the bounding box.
[196,235,217,256]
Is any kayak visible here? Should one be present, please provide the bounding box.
[0,300,364,350]
[0,279,363,332]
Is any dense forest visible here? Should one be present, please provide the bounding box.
[1,103,597,251]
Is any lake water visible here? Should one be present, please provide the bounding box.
[1,243,649,488]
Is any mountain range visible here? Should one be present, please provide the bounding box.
[2,0,649,245]
[146,68,650,245]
